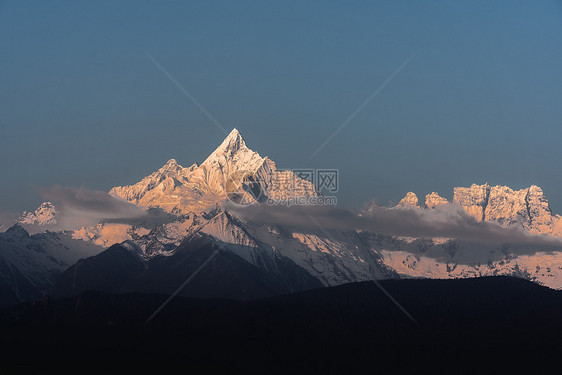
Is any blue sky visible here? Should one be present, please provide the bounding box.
[1,1,562,212]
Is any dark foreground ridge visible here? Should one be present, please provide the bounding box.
[1,276,561,374]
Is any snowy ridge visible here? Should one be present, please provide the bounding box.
[397,184,561,236]
[72,223,150,248]
[425,192,448,209]
[18,202,57,226]
[378,240,562,289]
[0,224,104,304]
[397,192,419,208]
[200,210,394,286]
[110,129,318,214]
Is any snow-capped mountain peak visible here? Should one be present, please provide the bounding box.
[161,158,180,170]
[397,192,419,208]
[156,158,198,179]
[201,128,264,174]
[211,128,247,155]
[110,129,318,214]
[18,202,57,226]
[425,192,448,209]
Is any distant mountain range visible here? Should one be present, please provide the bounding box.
[2,128,562,307]
[391,183,559,235]
[0,224,103,307]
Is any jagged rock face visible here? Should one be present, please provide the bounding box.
[485,186,532,228]
[110,129,318,214]
[453,183,554,234]
[254,157,317,200]
[425,192,448,209]
[109,159,200,214]
[526,185,553,234]
[18,202,57,226]
[453,184,491,221]
[394,184,556,236]
[397,192,419,208]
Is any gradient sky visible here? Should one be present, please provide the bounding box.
[1,1,562,214]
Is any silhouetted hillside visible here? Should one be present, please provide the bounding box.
[1,276,560,374]
[52,234,323,301]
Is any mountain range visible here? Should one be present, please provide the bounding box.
[2,128,562,306]
[394,183,560,235]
